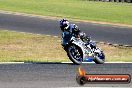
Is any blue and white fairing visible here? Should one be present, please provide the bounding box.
[71,38,94,62]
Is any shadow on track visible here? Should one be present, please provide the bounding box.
[24,62,77,65]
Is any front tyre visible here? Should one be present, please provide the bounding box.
[94,52,105,64]
[67,44,83,65]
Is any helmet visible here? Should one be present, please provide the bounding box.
[60,19,69,31]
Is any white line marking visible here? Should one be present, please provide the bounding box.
[0,62,24,64]
[59,87,130,88]
[62,62,132,64]
[0,62,132,64]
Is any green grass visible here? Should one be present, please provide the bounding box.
[0,29,68,62]
[0,0,132,25]
[0,29,132,62]
[97,43,132,62]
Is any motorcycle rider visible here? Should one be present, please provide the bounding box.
[59,19,96,49]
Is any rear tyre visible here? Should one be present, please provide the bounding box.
[94,52,105,64]
[67,44,83,65]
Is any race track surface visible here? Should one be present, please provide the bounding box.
[0,63,131,88]
[0,13,132,45]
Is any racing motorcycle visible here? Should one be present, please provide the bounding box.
[61,33,105,65]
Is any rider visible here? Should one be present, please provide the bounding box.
[59,19,95,49]
[60,19,80,38]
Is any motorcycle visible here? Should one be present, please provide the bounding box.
[61,32,105,65]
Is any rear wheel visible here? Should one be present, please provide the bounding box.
[67,44,83,65]
[94,52,105,64]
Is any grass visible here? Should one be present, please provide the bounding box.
[0,0,132,25]
[97,43,132,62]
[0,29,132,62]
[0,29,68,62]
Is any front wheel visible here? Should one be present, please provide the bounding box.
[94,52,105,64]
[66,44,83,65]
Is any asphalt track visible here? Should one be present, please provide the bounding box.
[0,63,131,88]
[0,12,132,45]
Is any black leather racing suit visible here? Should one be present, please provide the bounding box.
[61,24,91,47]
